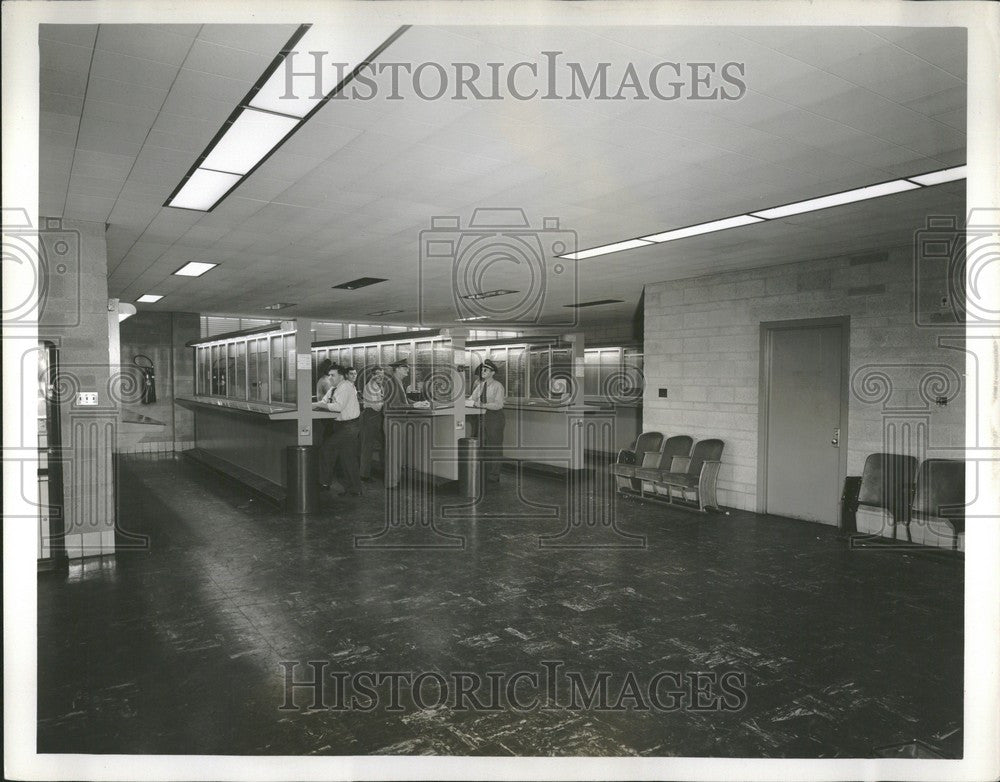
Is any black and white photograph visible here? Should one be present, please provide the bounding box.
[3,0,999,780]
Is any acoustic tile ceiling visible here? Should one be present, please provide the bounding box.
[39,23,966,326]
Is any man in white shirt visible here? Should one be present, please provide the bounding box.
[318,366,363,496]
[466,359,506,482]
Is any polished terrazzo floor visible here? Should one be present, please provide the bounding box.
[37,453,963,757]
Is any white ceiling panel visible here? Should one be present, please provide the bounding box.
[64,193,117,222]
[158,90,235,125]
[737,27,888,70]
[194,24,300,56]
[89,48,180,92]
[95,25,199,66]
[182,38,275,81]
[40,91,85,118]
[38,38,93,74]
[864,27,966,80]
[168,67,254,107]
[40,66,88,97]
[76,118,150,157]
[40,24,98,48]
[72,149,136,178]
[825,48,965,104]
[66,175,123,200]
[38,23,967,324]
[40,111,80,136]
[81,98,159,129]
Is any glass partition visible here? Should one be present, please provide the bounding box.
[458,342,644,404]
[583,347,644,403]
[311,333,454,407]
[192,328,298,405]
[282,332,296,402]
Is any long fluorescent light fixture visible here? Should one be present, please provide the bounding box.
[166,22,408,212]
[641,214,764,243]
[249,23,402,117]
[168,169,241,211]
[749,179,919,220]
[558,165,966,261]
[199,110,299,176]
[906,165,966,186]
[563,239,654,261]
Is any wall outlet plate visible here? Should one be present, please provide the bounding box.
[658,388,668,398]
[77,392,99,406]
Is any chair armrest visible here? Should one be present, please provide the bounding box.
[617,449,637,465]
[698,460,722,509]
[639,451,661,468]
[670,456,691,472]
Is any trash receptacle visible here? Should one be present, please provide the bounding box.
[286,445,319,514]
[458,437,482,498]
[840,475,862,534]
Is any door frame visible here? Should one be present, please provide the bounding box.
[38,339,67,571]
[757,316,850,518]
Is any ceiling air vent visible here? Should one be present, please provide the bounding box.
[563,299,624,308]
[332,277,388,290]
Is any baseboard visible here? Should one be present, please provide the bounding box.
[182,448,285,506]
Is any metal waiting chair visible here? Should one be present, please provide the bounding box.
[634,435,694,496]
[635,438,725,512]
[854,453,919,540]
[910,459,965,550]
[611,431,664,493]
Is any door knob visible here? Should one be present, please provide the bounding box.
[831,427,840,447]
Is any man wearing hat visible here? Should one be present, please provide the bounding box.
[382,359,412,486]
[358,365,386,482]
[466,359,506,482]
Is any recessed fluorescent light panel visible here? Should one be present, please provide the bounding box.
[750,179,920,220]
[907,165,967,186]
[560,239,653,261]
[457,316,489,321]
[173,262,218,277]
[332,277,388,290]
[641,214,764,243]
[200,109,299,176]
[136,294,163,303]
[165,23,408,212]
[250,22,405,117]
[263,302,296,310]
[168,169,242,211]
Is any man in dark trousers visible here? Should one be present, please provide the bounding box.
[383,359,413,487]
[317,365,363,496]
[466,359,506,482]
[358,365,386,482]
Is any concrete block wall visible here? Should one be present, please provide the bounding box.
[643,245,965,512]
[39,218,117,557]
